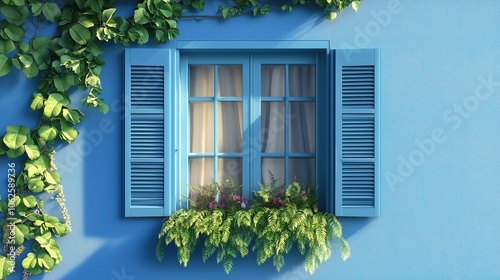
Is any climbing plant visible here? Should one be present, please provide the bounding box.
[0,0,361,278]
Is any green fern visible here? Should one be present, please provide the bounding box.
[156,179,351,274]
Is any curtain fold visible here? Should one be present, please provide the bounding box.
[189,65,243,186]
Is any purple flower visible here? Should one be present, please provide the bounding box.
[208,201,217,210]
[241,198,248,209]
[300,190,306,195]
[232,195,241,201]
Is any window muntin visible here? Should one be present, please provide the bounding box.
[188,64,245,187]
[182,53,320,203]
[259,64,316,186]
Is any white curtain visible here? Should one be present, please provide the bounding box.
[189,66,243,186]
[189,64,315,188]
[261,65,316,186]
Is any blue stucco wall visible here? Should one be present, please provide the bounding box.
[1,0,499,279]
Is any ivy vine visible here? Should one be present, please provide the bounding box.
[0,0,360,278]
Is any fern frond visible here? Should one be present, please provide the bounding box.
[273,254,285,272]
[329,214,343,238]
[155,236,165,262]
[202,242,216,262]
[223,257,233,274]
[177,246,191,267]
[339,237,351,261]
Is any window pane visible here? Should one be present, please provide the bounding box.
[218,66,243,97]
[218,102,242,153]
[218,158,242,186]
[190,158,214,186]
[261,65,285,97]
[289,65,315,97]
[190,102,214,153]
[289,102,315,153]
[261,158,284,185]
[190,66,214,97]
[261,102,284,153]
[289,158,316,186]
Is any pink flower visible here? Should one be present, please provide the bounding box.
[232,195,241,201]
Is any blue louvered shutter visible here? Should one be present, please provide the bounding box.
[334,49,380,217]
[125,49,176,217]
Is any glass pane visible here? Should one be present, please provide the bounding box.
[289,65,315,97]
[218,66,243,97]
[218,158,242,187]
[218,102,242,153]
[289,102,315,153]
[261,102,284,153]
[288,158,316,186]
[261,158,284,185]
[189,65,214,97]
[190,102,214,153]
[189,158,215,186]
[261,65,285,97]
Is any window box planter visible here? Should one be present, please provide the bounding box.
[156,177,350,274]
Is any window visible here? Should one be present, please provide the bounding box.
[125,42,380,218]
[178,53,323,205]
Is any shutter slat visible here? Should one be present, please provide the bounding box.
[126,48,175,217]
[335,49,380,217]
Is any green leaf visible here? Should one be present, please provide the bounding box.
[4,24,25,41]
[23,195,38,208]
[69,23,91,45]
[0,200,7,212]
[31,2,43,16]
[53,222,68,237]
[30,92,45,111]
[352,1,361,12]
[44,171,61,185]
[102,8,116,24]
[18,53,33,67]
[134,7,150,24]
[31,37,52,51]
[6,146,24,158]
[11,0,26,6]
[3,125,30,149]
[62,108,83,124]
[22,253,37,270]
[85,73,100,87]
[44,239,61,262]
[0,39,16,54]
[43,94,70,119]
[38,253,55,270]
[0,140,7,155]
[38,125,58,142]
[12,223,28,245]
[23,62,39,79]
[327,11,337,20]
[137,28,149,45]
[0,256,13,279]
[24,154,50,177]
[25,144,40,159]
[0,55,12,77]
[159,7,173,18]
[0,5,29,25]
[97,103,109,114]
[42,3,61,23]
[59,121,78,143]
[78,19,95,28]
[28,177,45,192]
